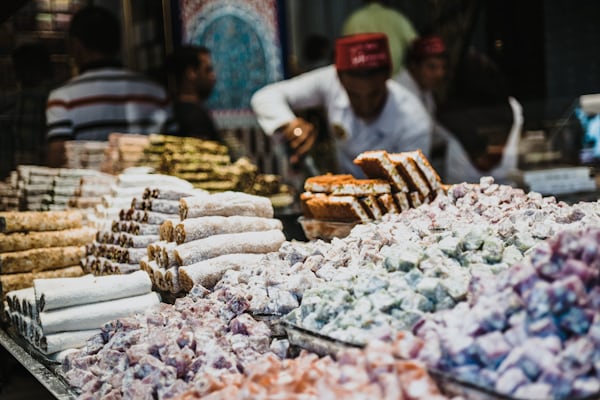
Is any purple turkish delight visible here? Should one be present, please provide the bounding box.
[572,376,600,398]
[549,274,587,314]
[474,330,511,368]
[442,332,476,366]
[507,263,539,297]
[558,336,594,377]
[558,307,593,336]
[538,365,573,399]
[472,298,508,332]
[513,382,553,399]
[495,367,529,395]
[524,280,552,319]
[526,316,560,338]
[559,258,599,288]
[529,243,557,279]
[504,323,528,347]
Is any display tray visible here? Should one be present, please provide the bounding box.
[281,320,364,357]
[298,217,359,241]
[252,313,286,338]
[0,326,78,400]
[429,368,600,400]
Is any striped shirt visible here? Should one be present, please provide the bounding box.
[46,67,176,141]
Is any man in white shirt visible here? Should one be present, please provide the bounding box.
[251,33,431,178]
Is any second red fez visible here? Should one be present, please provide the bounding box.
[335,33,392,72]
[410,35,447,58]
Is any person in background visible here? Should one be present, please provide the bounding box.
[437,48,523,184]
[166,45,220,141]
[251,33,431,178]
[342,0,418,76]
[46,5,175,167]
[0,43,54,178]
[395,34,448,172]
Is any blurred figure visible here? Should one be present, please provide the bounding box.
[251,33,431,178]
[396,35,447,117]
[438,48,523,184]
[0,43,54,178]
[342,0,417,76]
[166,45,220,141]
[46,5,175,167]
[395,35,448,172]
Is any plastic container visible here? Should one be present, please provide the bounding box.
[297,217,359,241]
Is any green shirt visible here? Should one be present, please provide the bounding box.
[342,3,418,76]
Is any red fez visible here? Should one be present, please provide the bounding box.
[410,35,447,58]
[335,33,392,72]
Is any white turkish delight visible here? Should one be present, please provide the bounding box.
[266,288,299,314]
[460,227,488,251]
[438,273,468,302]
[367,290,400,312]
[353,274,389,295]
[401,292,433,312]
[403,268,423,288]
[459,250,486,266]
[381,244,422,272]
[415,277,443,302]
[390,309,423,331]
[438,236,461,257]
[482,237,504,263]
[510,231,536,253]
[501,244,523,266]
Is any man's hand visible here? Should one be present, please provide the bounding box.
[281,118,317,165]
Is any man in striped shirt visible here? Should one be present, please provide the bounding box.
[46,6,176,167]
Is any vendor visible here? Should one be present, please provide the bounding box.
[45,6,175,167]
[250,32,431,177]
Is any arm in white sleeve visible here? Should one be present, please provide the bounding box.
[250,66,334,135]
[398,97,433,158]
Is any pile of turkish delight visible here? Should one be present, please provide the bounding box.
[399,227,600,399]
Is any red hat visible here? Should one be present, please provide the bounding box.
[335,33,391,72]
[410,35,447,58]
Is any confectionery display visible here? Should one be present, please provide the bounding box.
[299,150,444,240]
[3,146,600,400]
[4,271,158,358]
[0,165,115,212]
[0,210,92,296]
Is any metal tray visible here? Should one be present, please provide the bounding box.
[429,368,600,400]
[281,320,364,357]
[0,327,78,399]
